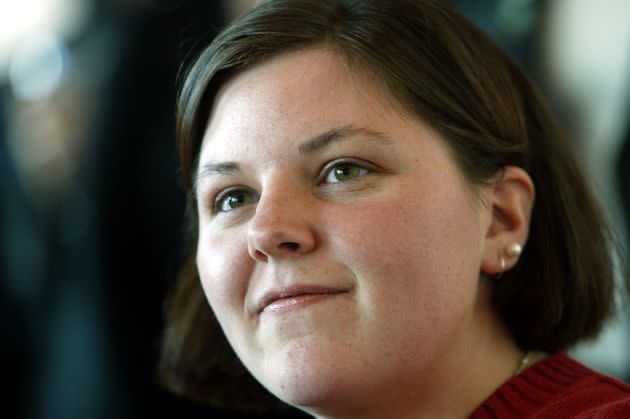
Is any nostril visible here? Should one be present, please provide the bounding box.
[253,249,268,261]
[279,242,300,251]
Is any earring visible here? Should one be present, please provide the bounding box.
[497,243,522,278]
[506,243,522,258]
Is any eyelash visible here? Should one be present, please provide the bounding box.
[212,159,375,214]
[213,186,258,214]
[318,159,371,185]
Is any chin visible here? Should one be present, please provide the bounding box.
[254,341,358,411]
[271,372,341,408]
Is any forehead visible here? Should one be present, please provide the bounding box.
[216,47,360,109]
[198,48,407,158]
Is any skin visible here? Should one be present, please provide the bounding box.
[195,47,535,418]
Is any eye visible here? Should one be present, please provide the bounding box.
[324,162,369,184]
[215,189,258,213]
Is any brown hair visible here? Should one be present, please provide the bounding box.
[159,0,627,409]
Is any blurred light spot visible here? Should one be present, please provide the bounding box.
[0,0,89,76]
[0,0,52,53]
[8,35,69,101]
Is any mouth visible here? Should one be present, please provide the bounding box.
[258,285,349,314]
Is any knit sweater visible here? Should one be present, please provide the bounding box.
[469,353,630,418]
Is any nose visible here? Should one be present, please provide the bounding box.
[247,186,317,262]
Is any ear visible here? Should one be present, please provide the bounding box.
[480,166,535,276]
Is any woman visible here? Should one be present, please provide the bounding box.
[159,0,630,417]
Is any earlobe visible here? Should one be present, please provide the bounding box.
[480,166,535,276]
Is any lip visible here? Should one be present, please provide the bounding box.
[257,285,349,314]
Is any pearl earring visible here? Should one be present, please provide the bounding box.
[506,243,522,258]
[497,243,522,279]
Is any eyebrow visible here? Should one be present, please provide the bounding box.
[195,124,392,187]
[198,161,240,179]
[195,161,240,193]
[298,124,393,154]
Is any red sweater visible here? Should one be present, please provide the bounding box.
[469,353,630,418]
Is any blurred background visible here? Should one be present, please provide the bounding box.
[0,0,628,418]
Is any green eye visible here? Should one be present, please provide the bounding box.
[217,190,257,212]
[325,163,368,183]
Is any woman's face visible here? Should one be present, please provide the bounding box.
[195,48,496,412]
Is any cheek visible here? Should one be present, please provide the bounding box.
[330,178,482,273]
[326,180,483,331]
[196,229,252,323]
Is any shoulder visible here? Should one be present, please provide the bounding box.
[470,353,630,419]
[573,398,630,418]
[550,354,630,418]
